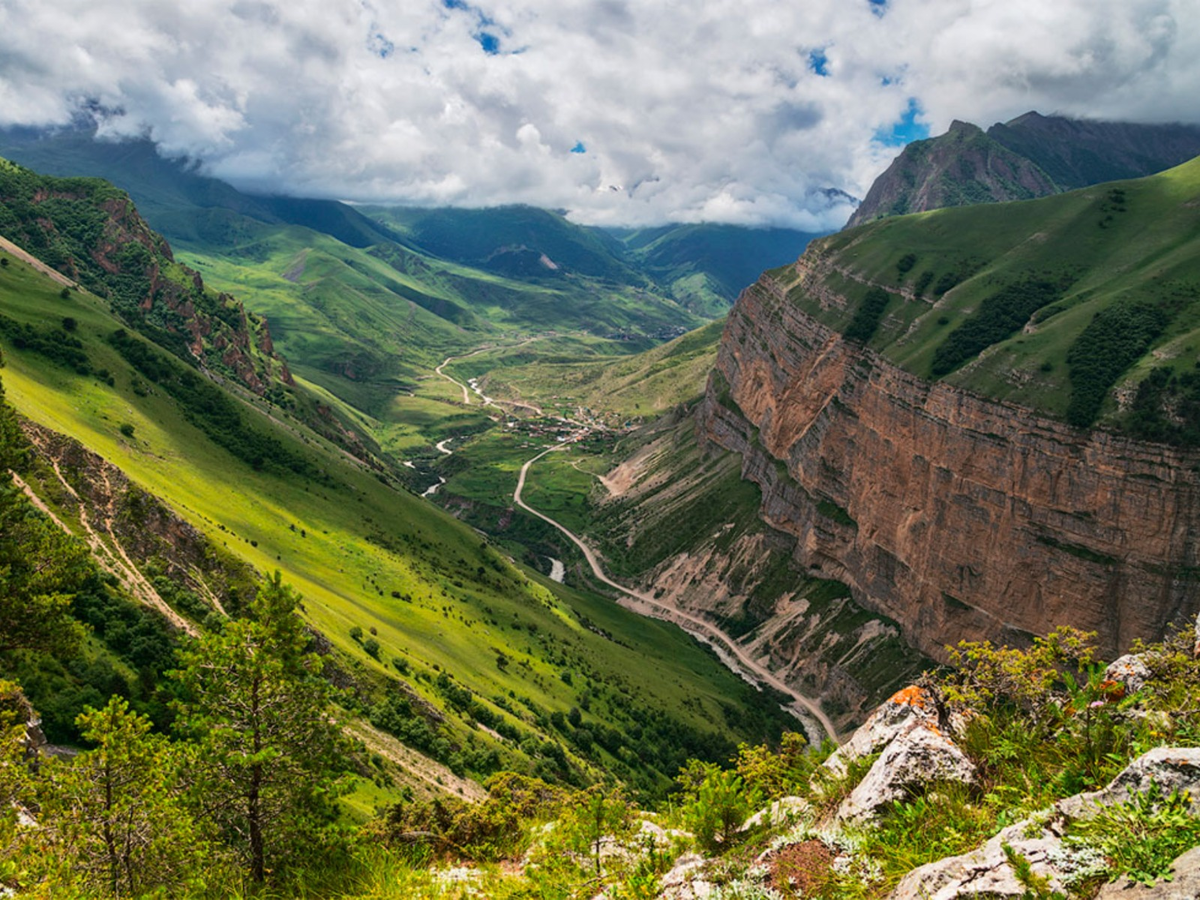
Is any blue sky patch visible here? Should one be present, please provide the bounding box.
[570,142,586,154]
[368,31,394,59]
[874,98,929,146]
[477,31,500,54]
[868,0,888,15]
[808,48,830,77]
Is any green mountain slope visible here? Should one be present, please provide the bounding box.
[0,240,798,799]
[612,223,822,316]
[785,156,1200,436]
[363,205,641,285]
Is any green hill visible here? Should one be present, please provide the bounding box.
[784,156,1200,437]
[0,177,802,805]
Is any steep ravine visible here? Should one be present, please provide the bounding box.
[697,270,1200,662]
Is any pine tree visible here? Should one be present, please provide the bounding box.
[172,572,348,883]
[45,696,202,896]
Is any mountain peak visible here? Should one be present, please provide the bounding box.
[847,112,1200,228]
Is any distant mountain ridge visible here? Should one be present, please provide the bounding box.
[847,111,1200,227]
[0,126,820,317]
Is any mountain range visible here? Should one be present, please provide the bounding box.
[4,110,1200,897]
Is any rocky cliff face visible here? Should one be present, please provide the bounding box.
[697,261,1200,661]
[0,159,289,395]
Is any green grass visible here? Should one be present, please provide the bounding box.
[465,320,725,424]
[0,252,797,798]
[782,158,1200,430]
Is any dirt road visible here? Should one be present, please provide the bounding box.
[514,445,840,746]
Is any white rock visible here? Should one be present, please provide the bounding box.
[824,685,942,778]
[890,747,1200,900]
[1058,746,1200,819]
[890,822,1066,900]
[658,853,715,899]
[836,721,977,823]
[1105,654,1151,694]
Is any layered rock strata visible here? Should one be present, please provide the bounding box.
[697,270,1200,661]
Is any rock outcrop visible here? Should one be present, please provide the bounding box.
[889,748,1200,900]
[697,267,1200,661]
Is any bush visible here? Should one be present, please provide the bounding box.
[930,280,1060,376]
[681,765,762,852]
[1065,301,1167,428]
[844,287,892,343]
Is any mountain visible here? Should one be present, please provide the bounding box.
[847,111,1200,227]
[0,156,288,397]
[0,162,806,812]
[363,205,643,285]
[696,157,1200,665]
[0,126,404,251]
[611,223,822,317]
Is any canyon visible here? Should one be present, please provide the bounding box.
[697,253,1200,662]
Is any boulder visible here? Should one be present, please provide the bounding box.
[824,685,942,778]
[1058,747,1200,819]
[889,748,1200,900]
[1105,654,1151,694]
[889,820,1068,900]
[836,721,977,823]
[1095,846,1200,900]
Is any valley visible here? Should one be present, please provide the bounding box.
[4,111,1200,899]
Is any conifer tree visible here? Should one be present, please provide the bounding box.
[172,572,348,883]
[45,696,202,896]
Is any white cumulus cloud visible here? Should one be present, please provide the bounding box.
[0,0,1197,228]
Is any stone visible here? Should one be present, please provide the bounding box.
[1095,846,1200,900]
[658,853,715,899]
[890,748,1200,900]
[1106,654,1151,694]
[836,720,977,823]
[823,685,942,778]
[1057,747,1200,819]
[889,822,1067,900]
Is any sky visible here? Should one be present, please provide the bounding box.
[0,0,1197,230]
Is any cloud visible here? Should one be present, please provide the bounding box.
[0,0,1197,229]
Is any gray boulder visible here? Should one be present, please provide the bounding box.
[1058,747,1200,819]
[824,685,943,778]
[1105,654,1151,694]
[657,853,714,899]
[1095,846,1200,900]
[889,747,1200,900]
[836,720,977,823]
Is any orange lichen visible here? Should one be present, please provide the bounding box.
[888,685,934,709]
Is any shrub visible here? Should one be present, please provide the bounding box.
[1066,301,1168,428]
[1065,785,1200,885]
[681,766,762,852]
[844,287,892,343]
[931,280,1060,376]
